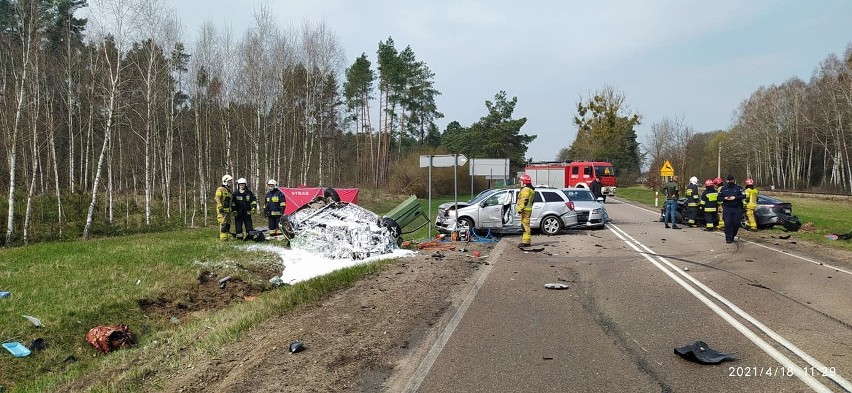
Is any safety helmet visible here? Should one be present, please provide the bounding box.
[713,177,723,186]
[267,179,277,186]
[689,176,698,185]
[237,177,247,185]
[744,178,754,186]
[520,174,532,185]
[222,174,233,185]
[704,179,714,187]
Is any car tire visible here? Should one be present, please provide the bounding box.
[540,215,563,236]
[323,187,341,203]
[280,217,295,239]
[456,217,475,234]
[675,211,684,224]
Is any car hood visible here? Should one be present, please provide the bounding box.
[437,201,474,211]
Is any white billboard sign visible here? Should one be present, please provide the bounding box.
[469,158,509,176]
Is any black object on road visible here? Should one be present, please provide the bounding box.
[289,341,305,353]
[674,340,735,364]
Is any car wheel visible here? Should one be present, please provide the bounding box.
[323,187,341,203]
[540,215,563,236]
[675,211,684,224]
[280,217,295,239]
[457,217,474,233]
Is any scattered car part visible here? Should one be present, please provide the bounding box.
[85,324,135,353]
[674,340,735,364]
[289,341,305,353]
[2,342,31,357]
[22,315,43,327]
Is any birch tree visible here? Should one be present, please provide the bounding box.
[82,0,138,239]
[3,0,39,246]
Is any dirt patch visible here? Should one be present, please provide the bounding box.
[146,241,496,393]
[139,266,281,322]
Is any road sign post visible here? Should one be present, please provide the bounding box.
[420,154,468,238]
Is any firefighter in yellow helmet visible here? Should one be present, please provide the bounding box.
[743,178,758,231]
[516,174,535,248]
[215,174,234,240]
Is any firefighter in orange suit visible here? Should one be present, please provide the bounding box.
[744,178,759,231]
[215,174,234,240]
[516,174,535,248]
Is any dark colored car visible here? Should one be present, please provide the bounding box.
[660,194,801,231]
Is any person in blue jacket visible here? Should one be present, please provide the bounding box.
[718,174,745,243]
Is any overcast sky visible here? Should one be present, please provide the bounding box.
[115,0,852,161]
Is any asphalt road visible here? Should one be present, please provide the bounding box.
[404,197,852,393]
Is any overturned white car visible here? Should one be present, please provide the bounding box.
[282,200,400,260]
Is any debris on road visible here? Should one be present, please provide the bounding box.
[674,340,735,364]
[288,341,305,353]
[544,283,569,290]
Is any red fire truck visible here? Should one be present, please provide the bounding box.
[524,161,617,198]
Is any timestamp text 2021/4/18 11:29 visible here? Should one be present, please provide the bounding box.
[728,366,837,377]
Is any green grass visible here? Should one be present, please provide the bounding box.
[0,190,421,392]
[615,185,852,252]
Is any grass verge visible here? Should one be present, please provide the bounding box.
[0,191,415,392]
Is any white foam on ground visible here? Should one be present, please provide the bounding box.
[244,244,415,285]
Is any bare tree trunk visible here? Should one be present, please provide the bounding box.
[23,63,42,245]
[83,37,125,239]
[48,100,64,238]
[4,2,37,246]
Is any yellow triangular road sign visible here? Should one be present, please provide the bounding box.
[660,160,674,176]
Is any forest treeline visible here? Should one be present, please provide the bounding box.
[2,0,851,246]
[0,0,539,245]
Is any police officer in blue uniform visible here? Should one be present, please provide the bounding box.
[718,174,745,243]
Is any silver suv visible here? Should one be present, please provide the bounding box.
[435,188,578,236]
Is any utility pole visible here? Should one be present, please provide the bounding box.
[717,143,721,178]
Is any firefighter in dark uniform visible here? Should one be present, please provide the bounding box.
[215,174,234,240]
[700,179,719,231]
[232,178,258,240]
[264,179,286,236]
[686,176,701,227]
[718,174,745,243]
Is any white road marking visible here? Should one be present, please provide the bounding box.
[404,240,508,392]
[614,197,852,277]
[608,222,852,393]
